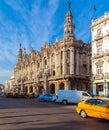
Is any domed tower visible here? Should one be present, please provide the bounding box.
[17,43,23,63]
[64,2,75,40]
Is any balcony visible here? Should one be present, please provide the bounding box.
[37,70,42,78]
[95,74,103,80]
[104,73,109,79]
[95,73,109,80]
[106,30,109,36]
[105,49,109,56]
[94,33,103,41]
[93,51,104,59]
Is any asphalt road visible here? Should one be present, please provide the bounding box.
[0,97,109,130]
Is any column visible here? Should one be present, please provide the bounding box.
[28,86,30,93]
[55,52,58,76]
[87,54,89,75]
[80,54,83,75]
[106,82,108,96]
[21,77,23,93]
[76,49,79,75]
[66,79,71,90]
[58,52,61,75]
[63,48,67,75]
[103,80,108,96]
[33,86,36,93]
[93,83,96,95]
[44,75,46,93]
[70,47,74,74]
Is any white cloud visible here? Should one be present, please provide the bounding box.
[0,0,60,83]
[0,69,13,84]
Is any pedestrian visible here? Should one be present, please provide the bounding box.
[32,93,35,99]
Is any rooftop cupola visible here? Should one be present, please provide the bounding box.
[64,2,75,40]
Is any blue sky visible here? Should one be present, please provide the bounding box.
[0,0,109,84]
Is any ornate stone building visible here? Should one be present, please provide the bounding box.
[14,3,91,94]
[91,12,109,96]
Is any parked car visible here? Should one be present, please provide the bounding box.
[38,94,53,102]
[76,98,109,120]
[55,90,91,104]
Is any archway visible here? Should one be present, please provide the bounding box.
[30,86,33,93]
[24,86,28,93]
[59,82,65,90]
[50,84,55,94]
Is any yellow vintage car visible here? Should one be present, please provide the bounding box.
[76,98,109,120]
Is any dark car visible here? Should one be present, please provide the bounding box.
[38,94,53,102]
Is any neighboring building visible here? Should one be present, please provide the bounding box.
[4,75,15,93]
[14,3,91,94]
[0,84,4,95]
[91,12,109,96]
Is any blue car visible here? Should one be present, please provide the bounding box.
[38,94,53,102]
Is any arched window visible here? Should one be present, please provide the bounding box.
[53,70,55,76]
[51,53,55,64]
[30,86,33,93]
[50,84,55,94]
[37,62,40,69]
[44,57,47,68]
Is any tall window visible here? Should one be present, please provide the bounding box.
[60,51,63,74]
[51,53,55,63]
[97,28,102,36]
[37,62,40,69]
[51,53,55,76]
[83,65,87,74]
[44,57,47,68]
[97,44,102,54]
[83,53,86,64]
[60,51,63,61]
[96,65,102,74]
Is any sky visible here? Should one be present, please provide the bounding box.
[0,0,109,84]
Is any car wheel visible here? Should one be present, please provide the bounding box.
[41,98,44,101]
[54,99,56,102]
[80,110,87,118]
[62,100,67,105]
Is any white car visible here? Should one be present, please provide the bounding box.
[55,90,91,104]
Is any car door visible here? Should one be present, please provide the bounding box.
[91,99,109,119]
[84,99,96,116]
[45,94,52,101]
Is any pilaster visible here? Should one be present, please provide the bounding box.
[70,47,74,74]
[76,49,79,75]
[63,48,67,75]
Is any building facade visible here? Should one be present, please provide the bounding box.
[4,75,15,93]
[14,4,91,94]
[91,12,109,96]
